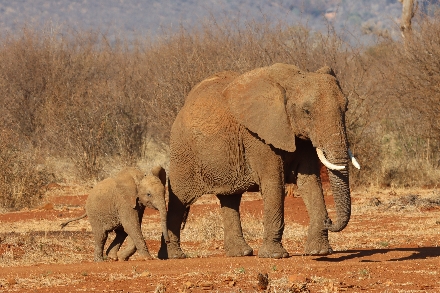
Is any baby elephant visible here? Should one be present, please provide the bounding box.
[61,166,170,261]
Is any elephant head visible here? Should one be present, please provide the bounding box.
[222,63,359,232]
[124,166,170,243]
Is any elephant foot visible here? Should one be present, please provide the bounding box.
[304,238,333,255]
[94,255,105,262]
[118,250,152,261]
[106,250,118,261]
[225,243,253,257]
[116,247,153,261]
[258,241,289,259]
[158,242,186,260]
[137,251,154,261]
[304,245,333,255]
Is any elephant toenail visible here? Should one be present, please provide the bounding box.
[243,249,253,256]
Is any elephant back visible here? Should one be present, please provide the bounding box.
[185,71,239,104]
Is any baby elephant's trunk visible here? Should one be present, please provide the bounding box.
[160,208,170,243]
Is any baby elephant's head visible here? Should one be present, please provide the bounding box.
[138,173,166,211]
[137,166,170,243]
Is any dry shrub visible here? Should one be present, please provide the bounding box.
[353,13,440,187]
[0,131,51,210]
[0,28,151,180]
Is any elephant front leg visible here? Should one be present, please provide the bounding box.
[258,181,289,259]
[217,194,253,257]
[297,173,332,255]
[121,216,152,260]
[158,188,187,259]
[117,236,137,261]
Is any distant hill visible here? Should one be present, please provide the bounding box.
[0,0,438,44]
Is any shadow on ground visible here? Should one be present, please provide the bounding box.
[314,246,440,262]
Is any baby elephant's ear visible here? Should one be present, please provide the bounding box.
[127,194,138,209]
[118,179,138,209]
[151,165,166,186]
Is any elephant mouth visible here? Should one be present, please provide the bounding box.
[316,148,360,170]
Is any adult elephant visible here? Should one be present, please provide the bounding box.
[159,63,360,259]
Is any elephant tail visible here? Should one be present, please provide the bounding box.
[60,213,87,229]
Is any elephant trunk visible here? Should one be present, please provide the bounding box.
[159,206,170,243]
[324,166,351,232]
[314,119,352,232]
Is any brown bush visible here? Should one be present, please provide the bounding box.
[0,130,51,210]
[356,13,440,187]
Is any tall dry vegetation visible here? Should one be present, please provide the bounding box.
[360,13,440,187]
[0,16,439,210]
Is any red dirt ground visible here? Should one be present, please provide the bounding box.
[1,186,440,292]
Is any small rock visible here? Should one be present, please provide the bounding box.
[291,282,310,293]
[7,278,16,286]
[257,273,269,290]
[228,280,236,287]
[140,271,152,277]
[199,281,213,290]
[183,281,194,289]
[154,283,166,293]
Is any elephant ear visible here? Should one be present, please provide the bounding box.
[118,179,138,209]
[151,165,166,186]
[116,171,139,209]
[222,69,296,152]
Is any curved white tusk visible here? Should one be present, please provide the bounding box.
[348,149,361,169]
[316,148,346,171]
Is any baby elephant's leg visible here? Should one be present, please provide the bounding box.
[106,228,127,260]
[117,236,137,261]
[92,229,108,262]
[121,215,152,260]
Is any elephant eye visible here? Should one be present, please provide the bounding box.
[147,192,152,197]
[303,107,311,115]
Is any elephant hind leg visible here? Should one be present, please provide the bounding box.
[92,229,108,262]
[106,228,127,260]
[217,194,253,257]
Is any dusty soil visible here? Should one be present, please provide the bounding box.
[0,185,440,292]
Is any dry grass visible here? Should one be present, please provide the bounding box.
[0,130,52,211]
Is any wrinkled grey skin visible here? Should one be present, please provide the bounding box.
[159,63,352,259]
[61,166,169,261]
